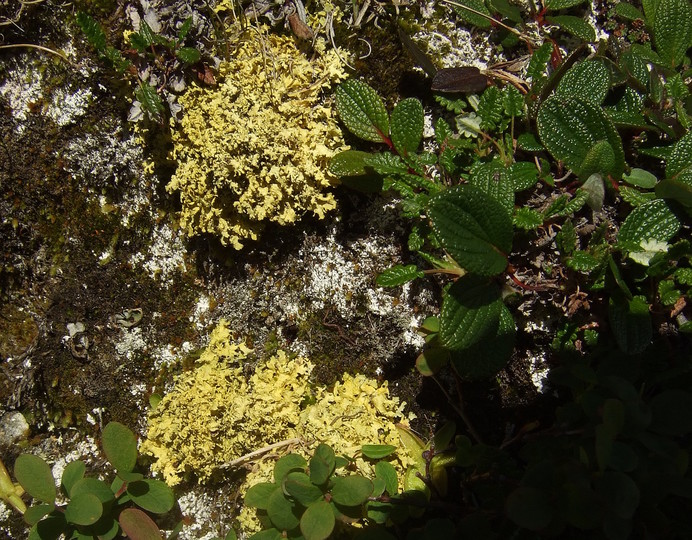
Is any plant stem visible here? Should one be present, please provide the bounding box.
[0,43,72,65]
[221,438,303,469]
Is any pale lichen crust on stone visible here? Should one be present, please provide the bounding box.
[167,23,348,249]
[141,321,414,530]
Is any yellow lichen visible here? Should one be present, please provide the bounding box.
[167,24,348,249]
[142,321,415,533]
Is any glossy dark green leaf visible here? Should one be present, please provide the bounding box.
[300,500,335,540]
[618,199,680,245]
[309,444,335,486]
[509,161,539,191]
[65,493,103,526]
[14,454,56,504]
[429,185,512,276]
[653,0,692,68]
[615,3,645,19]
[176,47,201,64]
[469,161,514,213]
[336,80,390,143]
[513,207,543,230]
[330,475,374,506]
[440,276,503,351]
[555,60,610,104]
[656,177,692,213]
[608,294,652,354]
[546,15,596,42]
[452,0,492,28]
[329,150,372,177]
[135,83,164,118]
[375,265,424,287]
[390,98,423,156]
[76,12,107,51]
[666,131,692,177]
[118,508,163,540]
[102,422,138,474]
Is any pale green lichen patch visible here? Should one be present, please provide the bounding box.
[167,24,348,249]
[141,321,414,495]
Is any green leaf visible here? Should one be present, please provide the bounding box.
[469,161,514,213]
[452,0,492,28]
[509,161,539,191]
[608,294,652,354]
[14,454,56,504]
[129,32,151,52]
[65,493,103,526]
[580,141,616,179]
[60,460,85,497]
[615,3,645,20]
[583,173,605,210]
[656,177,692,212]
[554,60,610,104]
[274,454,307,484]
[545,0,588,8]
[71,478,115,506]
[248,530,282,540]
[309,444,335,486]
[336,80,390,143]
[666,131,692,178]
[138,21,156,48]
[545,15,596,42]
[429,185,512,277]
[245,483,279,510]
[618,199,680,245]
[506,487,553,530]
[363,152,408,175]
[566,251,602,272]
[375,461,398,496]
[28,512,66,540]
[177,17,193,41]
[300,500,335,540]
[450,303,514,379]
[76,12,106,51]
[375,264,424,287]
[284,472,324,506]
[118,508,163,540]
[390,98,424,157]
[23,504,54,526]
[503,85,524,117]
[102,422,137,474]
[416,348,449,376]
[361,445,397,459]
[517,133,544,152]
[658,280,681,305]
[135,83,164,119]
[127,479,175,514]
[329,150,373,177]
[620,186,656,206]
[330,476,373,506]
[652,0,692,68]
[537,96,625,180]
[513,207,543,230]
[623,168,657,188]
[526,43,553,82]
[440,276,503,351]
[176,47,201,64]
[267,488,300,531]
[477,86,504,131]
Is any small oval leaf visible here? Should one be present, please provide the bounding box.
[391,98,424,156]
[361,445,397,459]
[300,500,335,540]
[14,454,56,504]
[65,493,103,526]
[127,479,175,514]
[309,444,335,486]
[119,508,164,540]
[336,79,390,143]
[102,421,138,474]
[376,264,424,287]
[330,475,374,506]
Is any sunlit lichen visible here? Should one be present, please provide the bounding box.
[166,23,348,249]
[142,321,414,532]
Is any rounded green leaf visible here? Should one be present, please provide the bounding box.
[335,80,389,143]
[618,199,680,245]
[274,454,307,484]
[284,472,324,506]
[102,421,137,474]
[245,482,279,510]
[23,503,54,526]
[509,161,539,191]
[391,98,424,156]
[28,512,66,540]
[65,493,103,526]
[300,500,335,540]
[375,461,398,496]
[506,487,553,530]
[623,168,657,188]
[330,475,373,506]
[416,348,449,376]
[267,488,300,531]
[118,508,163,540]
[61,460,85,497]
[328,150,373,177]
[361,445,397,460]
[176,47,201,64]
[309,444,335,486]
[127,479,175,514]
[428,185,512,276]
[71,478,115,505]
[653,0,692,68]
[14,454,56,504]
[537,95,625,180]
[545,15,597,42]
[440,276,503,351]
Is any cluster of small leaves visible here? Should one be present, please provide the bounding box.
[12,422,176,540]
[244,430,459,540]
[76,11,203,121]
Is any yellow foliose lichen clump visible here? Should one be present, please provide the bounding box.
[142,321,415,533]
[167,24,348,249]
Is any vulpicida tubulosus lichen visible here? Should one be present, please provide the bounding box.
[167,22,348,249]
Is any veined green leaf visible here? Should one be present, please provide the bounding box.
[452,0,492,28]
[135,83,164,119]
[537,95,625,180]
[615,3,645,20]
[526,43,553,82]
[469,161,514,213]
[336,80,390,143]
[428,185,513,277]
[652,0,692,68]
[608,294,652,354]
[618,199,680,245]
[391,98,424,157]
[509,161,539,191]
[176,47,201,64]
[284,472,323,506]
[546,15,596,42]
[513,207,543,230]
[76,12,107,51]
[440,276,503,351]
[666,131,692,178]
[545,0,588,9]
[329,150,373,177]
[554,60,610,104]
